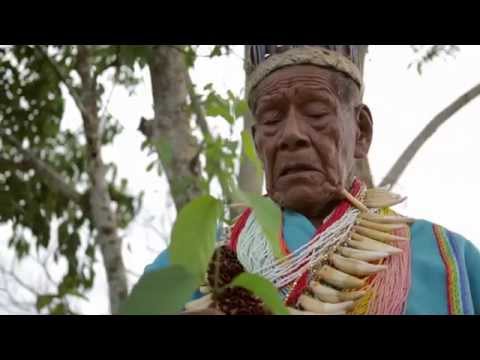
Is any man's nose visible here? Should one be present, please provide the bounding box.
[279,108,310,151]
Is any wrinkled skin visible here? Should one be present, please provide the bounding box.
[251,65,373,227]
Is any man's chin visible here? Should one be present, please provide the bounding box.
[271,187,338,214]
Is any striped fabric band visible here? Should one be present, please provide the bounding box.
[432,224,473,314]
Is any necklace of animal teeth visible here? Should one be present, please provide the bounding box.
[187,180,413,315]
[289,184,413,315]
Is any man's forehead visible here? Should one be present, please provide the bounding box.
[256,86,337,104]
[253,65,338,105]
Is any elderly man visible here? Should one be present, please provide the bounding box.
[145,45,480,315]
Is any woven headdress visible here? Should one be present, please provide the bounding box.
[245,45,368,107]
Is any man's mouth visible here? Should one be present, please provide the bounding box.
[280,164,320,177]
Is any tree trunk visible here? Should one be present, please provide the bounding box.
[76,46,128,315]
[237,108,263,195]
[352,45,374,188]
[238,46,263,195]
[147,46,203,213]
[231,47,265,219]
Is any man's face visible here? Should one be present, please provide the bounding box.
[251,65,372,218]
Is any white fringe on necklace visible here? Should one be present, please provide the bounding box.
[236,206,361,290]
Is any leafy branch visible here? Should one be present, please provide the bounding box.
[33,45,92,123]
[0,127,82,204]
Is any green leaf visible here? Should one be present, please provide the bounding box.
[70,289,89,301]
[233,190,282,259]
[169,195,222,281]
[50,302,70,315]
[118,46,152,69]
[231,273,288,315]
[205,92,234,124]
[226,90,236,101]
[234,99,248,118]
[184,46,197,68]
[119,265,197,315]
[36,294,55,311]
[209,46,223,57]
[146,161,155,172]
[140,139,150,151]
[241,130,263,178]
[57,221,68,246]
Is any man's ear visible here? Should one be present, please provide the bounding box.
[354,104,373,159]
[251,124,259,154]
[251,124,265,165]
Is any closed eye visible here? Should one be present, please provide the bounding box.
[265,118,281,125]
[260,110,282,125]
[300,100,331,118]
[306,112,328,118]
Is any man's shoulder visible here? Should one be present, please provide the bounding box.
[143,238,229,276]
[142,223,230,275]
[144,249,170,274]
[410,218,478,256]
[411,218,461,241]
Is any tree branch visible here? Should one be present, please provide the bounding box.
[27,251,58,288]
[0,128,82,204]
[0,276,35,314]
[380,82,480,188]
[75,45,128,315]
[33,45,92,123]
[185,71,237,206]
[236,45,264,204]
[185,71,212,140]
[0,293,34,314]
[0,263,40,297]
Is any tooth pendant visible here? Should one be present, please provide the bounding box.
[185,294,213,312]
[199,286,211,294]
[288,307,322,315]
[298,294,353,314]
[337,246,389,262]
[349,233,403,254]
[364,189,407,208]
[317,265,365,289]
[353,225,409,243]
[309,281,366,303]
[329,253,387,277]
[359,212,415,224]
[357,218,406,232]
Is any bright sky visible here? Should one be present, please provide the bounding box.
[2,45,480,315]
